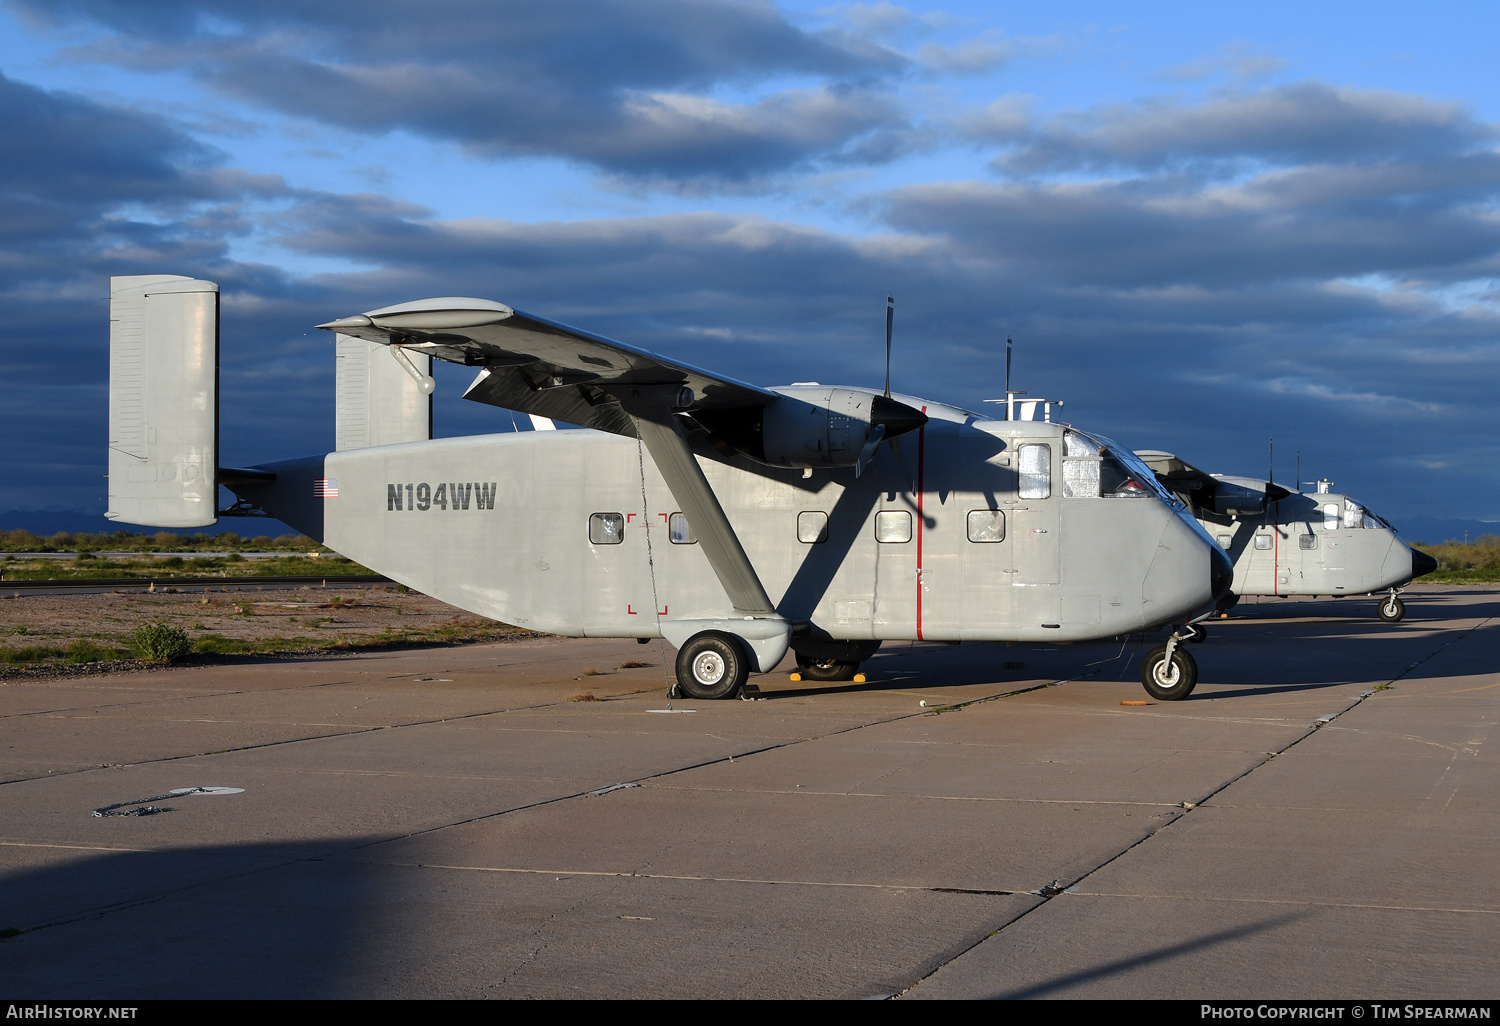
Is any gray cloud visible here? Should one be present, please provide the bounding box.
[0,69,332,511]
[22,0,912,182]
[989,82,1495,176]
[252,197,1500,521]
[3,64,1498,522]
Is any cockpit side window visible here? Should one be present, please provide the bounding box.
[1019,444,1051,499]
[1343,497,1365,529]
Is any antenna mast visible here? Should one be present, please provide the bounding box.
[1005,338,1013,420]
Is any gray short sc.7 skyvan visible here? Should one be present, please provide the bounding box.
[106,275,1232,700]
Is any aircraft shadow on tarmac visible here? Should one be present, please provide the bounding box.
[0,838,386,999]
[985,910,1309,1000]
[759,590,1498,703]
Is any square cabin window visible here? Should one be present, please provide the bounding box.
[1254,534,1273,550]
[668,512,696,544]
[967,509,1005,542]
[1217,535,1233,548]
[875,510,912,543]
[1299,533,1318,550]
[589,512,624,545]
[1019,444,1051,499]
[797,511,829,544]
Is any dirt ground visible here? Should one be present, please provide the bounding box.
[0,585,529,670]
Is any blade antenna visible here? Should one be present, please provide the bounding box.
[884,295,894,399]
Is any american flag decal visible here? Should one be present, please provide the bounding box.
[314,478,338,498]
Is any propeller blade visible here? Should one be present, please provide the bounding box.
[854,423,887,478]
[884,295,894,399]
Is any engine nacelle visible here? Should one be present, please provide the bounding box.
[762,387,880,468]
[690,385,928,469]
[1209,475,1293,517]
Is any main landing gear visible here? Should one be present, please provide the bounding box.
[674,631,750,700]
[1140,625,1201,701]
[1378,589,1406,623]
[793,653,861,681]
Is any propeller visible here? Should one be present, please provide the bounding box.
[884,294,894,399]
[858,295,926,477]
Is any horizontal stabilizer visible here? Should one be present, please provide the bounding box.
[107,275,219,528]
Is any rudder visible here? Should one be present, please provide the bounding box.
[107,274,219,528]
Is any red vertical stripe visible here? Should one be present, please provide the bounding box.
[916,407,927,641]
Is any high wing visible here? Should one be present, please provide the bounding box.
[1136,450,1292,518]
[1134,450,1218,504]
[318,297,780,436]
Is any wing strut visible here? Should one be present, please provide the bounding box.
[627,407,791,673]
[629,412,776,617]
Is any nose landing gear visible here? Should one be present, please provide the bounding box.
[1378,589,1406,623]
[1140,627,1199,701]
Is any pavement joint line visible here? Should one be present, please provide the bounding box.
[334,860,1030,896]
[895,614,1496,1000]
[0,839,153,854]
[1061,890,1500,916]
[649,784,1185,807]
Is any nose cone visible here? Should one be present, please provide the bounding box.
[1412,548,1438,579]
[870,394,928,440]
[1210,544,1234,601]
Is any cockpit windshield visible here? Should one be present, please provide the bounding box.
[1062,430,1175,502]
[1342,496,1391,531]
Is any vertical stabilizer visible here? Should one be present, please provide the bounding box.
[107,275,219,528]
[335,335,432,450]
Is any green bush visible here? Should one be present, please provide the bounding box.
[131,622,191,663]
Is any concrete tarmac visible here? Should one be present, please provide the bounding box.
[0,585,1495,999]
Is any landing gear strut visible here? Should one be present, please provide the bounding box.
[1140,627,1199,701]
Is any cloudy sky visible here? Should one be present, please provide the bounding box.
[2,0,1497,525]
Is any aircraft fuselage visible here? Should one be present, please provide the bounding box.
[237,405,1225,646]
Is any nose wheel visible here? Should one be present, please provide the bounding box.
[1378,591,1406,623]
[1140,631,1198,701]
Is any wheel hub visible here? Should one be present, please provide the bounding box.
[693,651,726,685]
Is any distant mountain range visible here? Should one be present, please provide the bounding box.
[0,510,300,540]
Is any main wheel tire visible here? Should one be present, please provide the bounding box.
[1378,595,1406,623]
[795,653,859,681]
[1140,645,1197,701]
[675,632,750,700]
